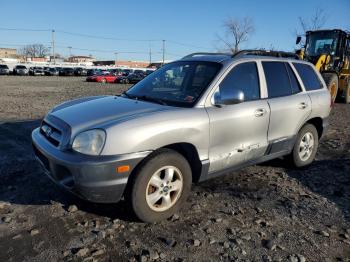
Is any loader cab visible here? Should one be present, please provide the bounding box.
[299,29,350,73]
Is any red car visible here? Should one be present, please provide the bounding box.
[86,74,118,83]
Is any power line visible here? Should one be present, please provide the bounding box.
[0,27,51,32]
[56,30,161,42]
[0,27,210,50]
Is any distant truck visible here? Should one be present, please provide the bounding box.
[296,29,350,103]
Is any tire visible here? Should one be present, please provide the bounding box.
[322,73,338,103]
[287,124,319,168]
[124,79,129,84]
[344,80,350,104]
[127,149,192,222]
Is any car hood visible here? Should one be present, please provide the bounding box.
[50,96,170,134]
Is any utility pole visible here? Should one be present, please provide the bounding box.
[149,45,152,65]
[68,46,72,57]
[114,52,118,66]
[52,29,55,65]
[162,40,165,65]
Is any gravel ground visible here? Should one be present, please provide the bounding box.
[0,76,349,262]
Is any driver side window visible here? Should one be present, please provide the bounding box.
[219,62,260,102]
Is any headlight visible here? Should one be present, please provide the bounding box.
[72,129,106,155]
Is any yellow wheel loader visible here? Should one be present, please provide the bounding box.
[296,29,350,103]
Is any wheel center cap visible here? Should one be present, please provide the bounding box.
[163,186,169,193]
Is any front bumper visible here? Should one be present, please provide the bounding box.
[32,128,151,203]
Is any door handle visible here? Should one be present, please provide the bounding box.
[299,102,308,109]
[255,108,266,117]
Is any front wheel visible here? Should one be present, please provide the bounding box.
[127,149,192,222]
[287,124,319,167]
[344,80,350,104]
[322,73,338,103]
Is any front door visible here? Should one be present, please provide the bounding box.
[206,62,270,173]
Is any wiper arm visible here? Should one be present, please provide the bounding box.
[121,91,135,100]
[137,95,167,105]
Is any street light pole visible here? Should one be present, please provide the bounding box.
[162,40,165,65]
[114,52,118,66]
[52,30,55,65]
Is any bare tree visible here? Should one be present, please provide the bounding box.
[216,17,255,54]
[19,44,49,58]
[295,8,328,45]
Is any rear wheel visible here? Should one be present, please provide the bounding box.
[287,124,319,167]
[322,73,338,103]
[127,149,192,222]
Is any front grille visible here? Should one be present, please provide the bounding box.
[40,121,62,147]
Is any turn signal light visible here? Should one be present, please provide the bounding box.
[117,165,130,173]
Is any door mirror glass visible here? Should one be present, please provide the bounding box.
[213,88,245,106]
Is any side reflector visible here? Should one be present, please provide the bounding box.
[117,165,130,173]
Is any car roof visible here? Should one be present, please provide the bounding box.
[180,50,301,64]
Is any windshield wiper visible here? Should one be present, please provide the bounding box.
[136,95,168,106]
[121,91,136,100]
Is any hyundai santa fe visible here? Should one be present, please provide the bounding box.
[32,51,331,222]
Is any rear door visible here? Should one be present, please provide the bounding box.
[262,61,312,153]
[206,61,270,173]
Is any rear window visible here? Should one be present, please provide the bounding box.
[262,62,292,98]
[293,63,322,91]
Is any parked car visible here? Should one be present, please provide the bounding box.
[29,67,45,76]
[145,69,155,75]
[127,72,146,84]
[74,67,87,76]
[121,69,133,76]
[13,65,28,75]
[114,75,128,84]
[0,64,10,75]
[32,52,331,222]
[86,74,118,83]
[109,69,122,76]
[59,68,75,76]
[87,69,98,76]
[45,67,59,76]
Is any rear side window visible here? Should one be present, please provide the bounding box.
[219,62,260,101]
[262,62,291,98]
[293,63,322,90]
[286,64,302,94]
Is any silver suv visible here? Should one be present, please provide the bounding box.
[32,51,331,222]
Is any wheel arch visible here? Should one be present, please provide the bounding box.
[304,117,324,139]
[125,142,203,196]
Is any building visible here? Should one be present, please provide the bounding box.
[116,60,150,68]
[0,48,17,58]
[67,55,95,63]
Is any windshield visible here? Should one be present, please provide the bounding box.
[305,31,339,57]
[125,61,221,107]
[16,65,26,69]
[0,65,8,69]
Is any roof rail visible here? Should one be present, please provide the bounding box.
[232,49,300,59]
[182,52,231,59]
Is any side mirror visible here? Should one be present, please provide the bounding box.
[213,88,244,106]
[296,36,302,45]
